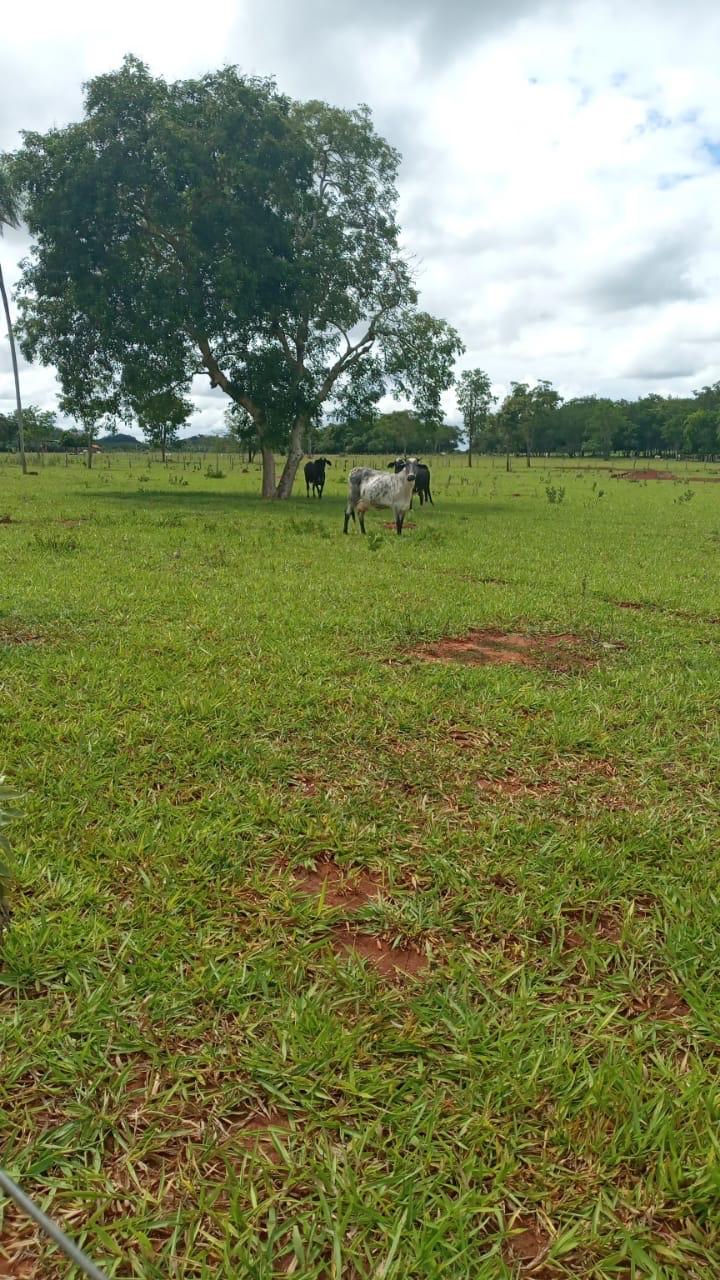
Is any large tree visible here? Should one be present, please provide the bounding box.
[135,389,191,461]
[0,161,27,474]
[497,380,561,468]
[456,368,496,467]
[11,57,462,498]
[225,403,261,462]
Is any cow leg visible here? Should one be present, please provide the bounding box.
[396,510,405,535]
[344,504,355,533]
[427,487,433,505]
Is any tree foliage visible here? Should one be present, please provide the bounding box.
[11,57,462,497]
[456,368,496,465]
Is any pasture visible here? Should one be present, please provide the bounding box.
[1,451,720,1278]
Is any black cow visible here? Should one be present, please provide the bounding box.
[389,456,433,506]
[304,457,332,498]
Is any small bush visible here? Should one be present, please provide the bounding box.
[545,484,566,505]
[205,468,225,479]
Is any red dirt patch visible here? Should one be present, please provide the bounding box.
[610,598,720,625]
[219,1106,292,1157]
[612,467,720,483]
[447,728,493,749]
[624,986,691,1022]
[0,1207,37,1279]
[0,623,46,646]
[477,771,560,798]
[330,925,428,978]
[504,1215,552,1273]
[410,630,594,670]
[612,468,675,480]
[561,908,623,951]
[287,773,322,796]
[382,520,417,530]
[292,859,384,909]
[487,873,517,892]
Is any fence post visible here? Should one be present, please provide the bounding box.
[0,1170,111,1280]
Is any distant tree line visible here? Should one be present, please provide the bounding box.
[5,379,720,464]
[276,380,720,462]
[483,381,720,463]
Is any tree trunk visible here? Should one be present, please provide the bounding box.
[506,451,511,472]
[0,262,27,475]
[261,446,276,498]
[275,415,307,499]
[86,438,93,469]
[161,435,166,464]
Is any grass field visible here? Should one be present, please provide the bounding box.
[1,450,720,1278]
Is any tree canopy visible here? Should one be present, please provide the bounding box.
[11,56,462,497]
[456,368,496,466]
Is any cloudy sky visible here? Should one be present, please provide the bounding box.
[2,0,720,435]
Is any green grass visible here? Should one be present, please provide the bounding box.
[1,449,720,1278]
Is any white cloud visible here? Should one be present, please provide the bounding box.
[2,0,720,435]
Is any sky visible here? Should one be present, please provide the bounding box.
[2,0,720,436]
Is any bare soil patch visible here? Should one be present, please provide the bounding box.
[487,873,517,893]
[612,467,720,483]
[504,1215,552,1273]
[0,515,13,525]
[477,771,560,798]
[561,908,623,951]
[612,468,675,481]
[447,727,493,749]
[287,773,322,796]
[382,520,416,530]
[614,599,651,612]
[330,925,428,978]
[0,1208,37,1279]
[409,630,595,670]
[292,858,384,910]
[610,598,720,625]
[624,986,691,1022]
[0,622,46,646]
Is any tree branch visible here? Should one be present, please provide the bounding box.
[190,330,260,421]
[272,323,304,374]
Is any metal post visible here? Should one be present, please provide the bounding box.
[0,1170,111,1280]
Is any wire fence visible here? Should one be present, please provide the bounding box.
[0,1170,111,1280]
